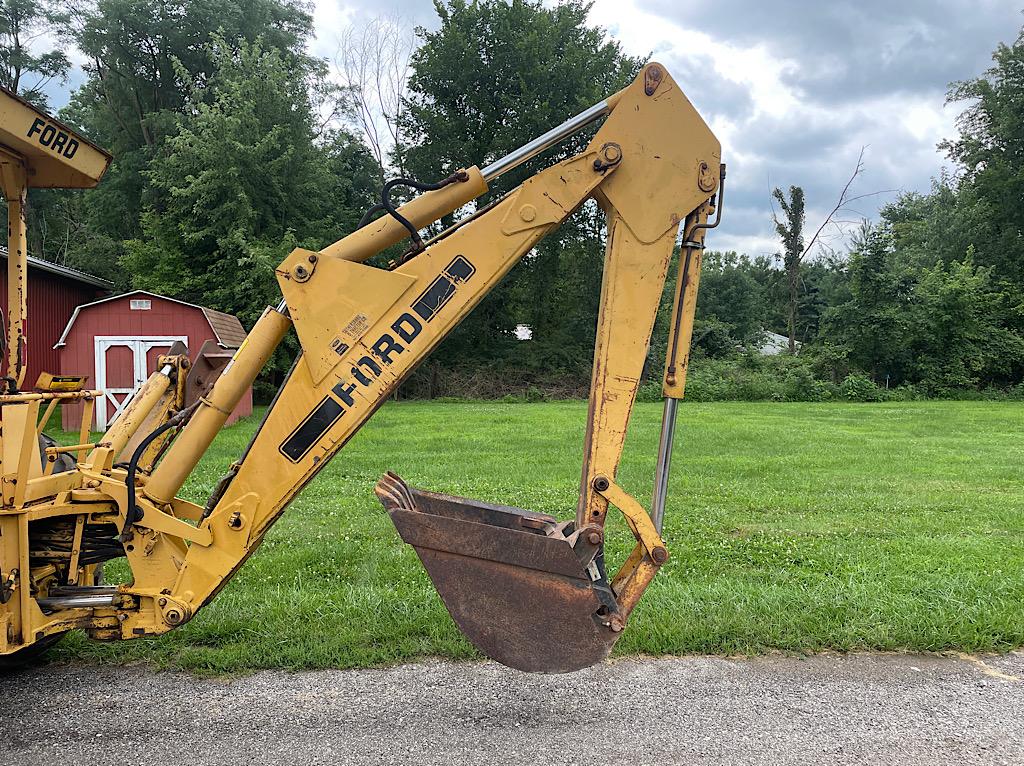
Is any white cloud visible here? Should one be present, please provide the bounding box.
[588,0,800,119]
[583,0,999,256]
[311,1,358,58]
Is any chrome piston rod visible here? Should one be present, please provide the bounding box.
[37,593,116,610]
[481,99,611,182]
[650,397,680,534]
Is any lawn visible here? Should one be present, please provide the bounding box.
[52,400,1024,672]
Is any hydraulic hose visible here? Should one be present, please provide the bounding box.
[376,171,469,252]
[118,402,200,542]
[357,203,385,229]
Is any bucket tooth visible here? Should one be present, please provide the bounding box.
[375,474,622,673]
[376,471,416,512]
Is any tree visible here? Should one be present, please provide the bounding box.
[908,255,1024,390]
[334,13,415,181]
[47,0,317,276]
[943,27,1024,286]
[399,0,643,367]
[0,0,74,268]
[880,176,979,271]
[121,35,376,372]
[821,224,913,383]
[0,0,70,109]
[695,251,766,348]
[771,185,805,353]
[71,0,313,150]
[773,146,881,354]
[795,250,850,346]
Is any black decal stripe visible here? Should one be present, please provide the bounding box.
[411,255,476,323]
[446,255,475,281]
[412,275,457,322]
[279,397,344,462]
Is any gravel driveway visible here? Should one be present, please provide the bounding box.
[2,652,1022,765]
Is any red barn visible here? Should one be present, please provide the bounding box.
[56,290,252,431]
[0,250,111,387]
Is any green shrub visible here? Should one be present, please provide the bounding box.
[889,384,924,401]
[783,365,834,402]
[636,380,663,403]
[683,365,735,401]
[840,373,884,401]
[378,350,1016,403]
[525,385,547,403]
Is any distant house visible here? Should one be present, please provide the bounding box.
[56,290,251,430]
[514,324,533,341]
[758,331,799,355]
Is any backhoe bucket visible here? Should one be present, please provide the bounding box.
[375,472,623,673]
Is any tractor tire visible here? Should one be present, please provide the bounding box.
[0,633,65,671]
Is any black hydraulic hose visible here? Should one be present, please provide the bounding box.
[377,171,469,252]
[118,402,200,542]
[357,203,385,229]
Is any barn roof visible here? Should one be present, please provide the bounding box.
[55,290,248,349]
[0,248,113,289]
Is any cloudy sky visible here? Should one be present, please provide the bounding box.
[53,0,1022,257]
[310,0,1021,256]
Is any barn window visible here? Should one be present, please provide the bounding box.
[129,299,152,311]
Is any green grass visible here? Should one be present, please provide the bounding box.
[51,400,1024,672]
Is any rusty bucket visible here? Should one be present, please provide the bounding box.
[375,472,624,673]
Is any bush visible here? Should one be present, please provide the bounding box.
[636,379,663,403]
[889,384,925,401]
[783,365,835,402]
[840,373,884,402]
[525,385,547,403]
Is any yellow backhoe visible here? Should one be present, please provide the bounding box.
[0,62,722,673]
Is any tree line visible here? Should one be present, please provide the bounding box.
[7,0,1024,400]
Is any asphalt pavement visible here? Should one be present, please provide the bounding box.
[1,652,1022,765]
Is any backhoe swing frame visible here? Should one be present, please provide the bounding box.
[0,63,721,672]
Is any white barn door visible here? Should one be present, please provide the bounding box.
[93,336,187,430]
